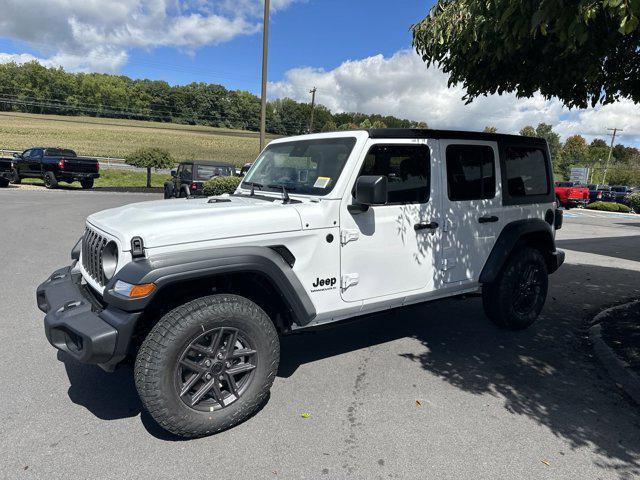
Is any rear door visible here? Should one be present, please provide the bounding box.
[439,140,503,284]
[29,148,43,174]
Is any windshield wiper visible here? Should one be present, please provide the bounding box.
[267,184,296,203]
[242,181,263,196]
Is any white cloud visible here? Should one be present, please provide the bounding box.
[269,50,640,146]
[0,0,293,73]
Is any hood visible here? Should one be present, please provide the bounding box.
[87,194,303,250]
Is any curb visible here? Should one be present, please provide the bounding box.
[589,302,640,406]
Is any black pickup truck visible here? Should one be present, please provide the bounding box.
[0,156,14,187]
[12,147,100,189]
[610,185,635,206]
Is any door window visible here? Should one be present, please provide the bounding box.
[356,144,430,204]
[446,145,495,201]
[22,150,32,159]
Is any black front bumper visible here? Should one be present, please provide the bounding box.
[37,266,140,371]
[0,170,14,180]
[548,249,565,274]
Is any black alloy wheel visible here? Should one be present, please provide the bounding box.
[175,327,257,411]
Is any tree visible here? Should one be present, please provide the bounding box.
[534,123,564,177]
[591,139,608,149]
[519,126,536,137]
[359,119,373,129]
[125,148,174,188]
[412,1,640,108]
[483,126,498,133]
[416,121,428,129]
[372,120,388,129]
[562,135,588,163]
[321,121,337,132]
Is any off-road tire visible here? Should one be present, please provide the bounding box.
[482,247,548,330]
[163,181,175,199]
[134,294,280,438]
[80,178,94,189]
[0,178,8,188]
[44,172,58,189]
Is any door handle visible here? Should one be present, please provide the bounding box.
[414,221,439,231]
[478,216,499,223]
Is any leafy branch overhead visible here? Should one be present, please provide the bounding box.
[412,1,640,108]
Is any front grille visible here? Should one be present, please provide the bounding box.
[81,227,108,286]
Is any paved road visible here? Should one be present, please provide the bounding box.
[1,188,639,480]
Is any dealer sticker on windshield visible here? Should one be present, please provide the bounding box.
[313,176,331,189]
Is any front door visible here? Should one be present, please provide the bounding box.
[438,140,504,284]
[340,140,442,303]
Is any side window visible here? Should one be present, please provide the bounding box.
[505,147,549,197]
[32,148,43,159]
[446,145,495,201]
[357,144,430,204]
[22,150,32,159]
[183,164,193,177]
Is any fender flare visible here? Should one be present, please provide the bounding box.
[102,246,316,326]
[479,219,558,284]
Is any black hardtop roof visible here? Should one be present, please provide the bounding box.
[364,128,547,146]
[181,160,234,167]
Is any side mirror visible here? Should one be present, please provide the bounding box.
[354,175,388,206]
[171,170,177,177]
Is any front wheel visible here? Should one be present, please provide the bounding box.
[135,294,280,438]
[10,171,21,184]
[80,178,94,189]
[482,247,548,330]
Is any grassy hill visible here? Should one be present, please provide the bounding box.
[0,112,278,166]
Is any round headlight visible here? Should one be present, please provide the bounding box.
[102,241,118,281]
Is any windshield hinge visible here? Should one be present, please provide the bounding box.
[340,229,360,245]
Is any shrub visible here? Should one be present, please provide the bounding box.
[628,192,640,213]
[124,147,174,188]
[587,201,632,213]
[202,176,242,196]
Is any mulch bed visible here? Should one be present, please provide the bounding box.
[600,301,640,376]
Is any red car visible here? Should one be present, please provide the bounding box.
[554,181,589,208]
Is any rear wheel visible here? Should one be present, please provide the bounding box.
[135,294,279,438]
[80,178,94,189]
[44,172,58,189]
[482,247,548,330]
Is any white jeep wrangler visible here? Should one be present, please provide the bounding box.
[37,129,564,438]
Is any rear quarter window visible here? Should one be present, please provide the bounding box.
[504,146,550,198]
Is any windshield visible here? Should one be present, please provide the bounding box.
[45,148,76,157]
[243,137,357,195]
[195,164,233,180]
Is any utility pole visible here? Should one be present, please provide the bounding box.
[602,127,622,184]
[308,87,317,133]
[259,0,270,152]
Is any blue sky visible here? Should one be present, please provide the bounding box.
[0,0,429,92]
[0,0,638,144]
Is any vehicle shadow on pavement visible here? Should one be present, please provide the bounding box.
[279,261,640,479]
[556,235,640,263]
[59,352,141,420]
[59,352,271,441]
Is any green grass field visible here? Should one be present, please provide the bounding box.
[0,111,277,166]
[21,169,169,189]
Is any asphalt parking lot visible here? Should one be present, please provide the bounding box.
[1,187,640,480]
